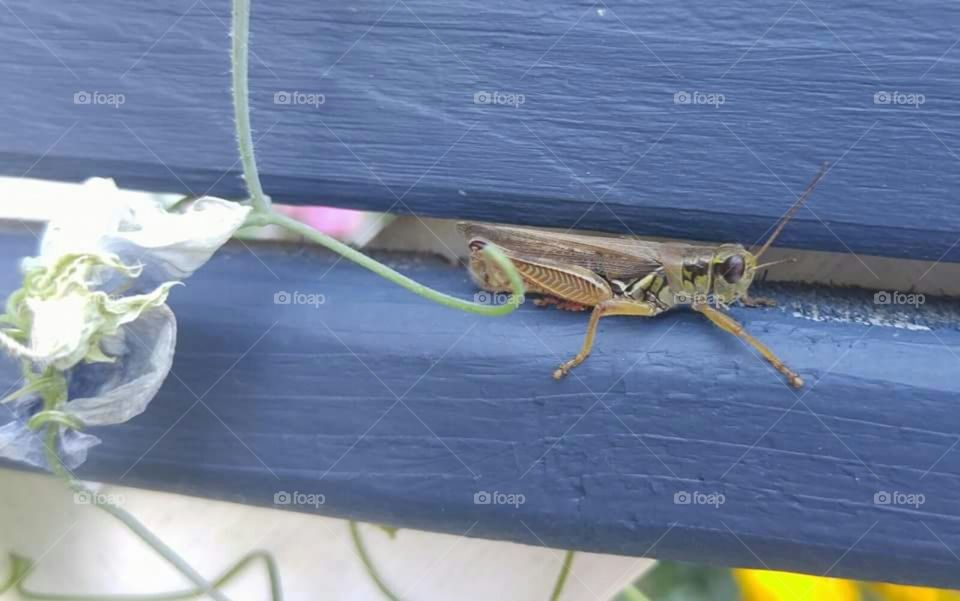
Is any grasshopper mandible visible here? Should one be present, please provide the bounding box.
[460,163,828,389]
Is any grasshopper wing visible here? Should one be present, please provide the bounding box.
[459,222,666,281]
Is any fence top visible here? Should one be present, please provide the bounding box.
[3,229,960,588]
[0,0,958,262]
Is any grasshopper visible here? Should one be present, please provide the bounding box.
[460,163,828,388]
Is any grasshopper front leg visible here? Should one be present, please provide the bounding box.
[554,299,659,379]
[694,304,803,388]
[739,295,777,308]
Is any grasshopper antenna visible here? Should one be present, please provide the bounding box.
[753,161,828,259]
[753,257,797,271]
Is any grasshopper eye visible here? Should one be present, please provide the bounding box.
[719,255,745,284]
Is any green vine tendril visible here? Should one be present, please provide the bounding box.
[620,584,654,601]
[229,0,572,596]
[249,210,524,315]
[349,522,403,601]
[349,522,577,601]
[0,0,547,598]
[11,368,280,601]
[1,548,280,601]
[230,0,525,316]
[548,550,575,601]
[230,0,268,214]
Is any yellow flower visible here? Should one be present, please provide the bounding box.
[734,569,960,601]
[867,583,960,601]
[734,569,859,601]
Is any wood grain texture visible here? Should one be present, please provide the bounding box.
[0,1,958,261]
[2,231,960,587]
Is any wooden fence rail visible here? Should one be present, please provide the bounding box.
[2,0,960,589]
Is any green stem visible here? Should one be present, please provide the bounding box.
[0,554,23,595]
[42,425,235,601]
[230,0,524,317]
[0,377,47,403]
[349,521,403,601]
[10,549,281,601]
[548,551,574,601]
[22,380,281,601]
[349,521,576,601]
[231,0,268,212]
[27,410,84,431]
[620,584,653,601]
[254,211,525,316]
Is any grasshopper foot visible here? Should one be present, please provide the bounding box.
[553,355,586,379]
[554,359,576,379]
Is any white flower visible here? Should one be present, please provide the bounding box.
[0,178,251,469]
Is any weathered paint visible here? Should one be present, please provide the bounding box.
[2,233,959,587]
[0,1,957,260]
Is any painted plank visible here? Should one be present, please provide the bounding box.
[0,1,958,261]
[2,230,960,587]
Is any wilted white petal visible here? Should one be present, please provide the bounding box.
[1,178,249,471]
[65,305,176,425]
[0,305,175,468]
[26,291,101,369]
[36,178,250,289]
[113,196,252,283]
[23,269,177,371]
[0,421,100,470]
[35,178,130,263]
[0,386,101,470]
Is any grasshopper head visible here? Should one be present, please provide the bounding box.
[712,162,829,306]
[710,244,757,306]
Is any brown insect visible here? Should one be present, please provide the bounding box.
[460,164,828,388]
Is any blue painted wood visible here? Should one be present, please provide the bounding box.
[3,230,960,587]
[0,1,959,261]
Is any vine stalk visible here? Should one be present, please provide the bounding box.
[250,211,524,315]
[349,522,577,601]
[24,368,275,601]
[231,0,268,213]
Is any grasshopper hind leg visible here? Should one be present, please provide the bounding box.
[468,237,659,380]
[554,299,660,380]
